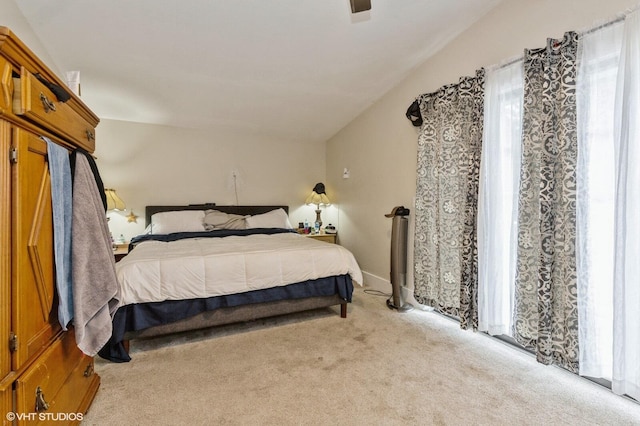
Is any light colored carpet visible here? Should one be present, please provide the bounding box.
[83,288,640,425]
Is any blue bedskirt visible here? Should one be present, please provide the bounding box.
[98,274,353,362]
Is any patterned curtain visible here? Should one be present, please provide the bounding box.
[514,32,579,372]
[413,70,484,330]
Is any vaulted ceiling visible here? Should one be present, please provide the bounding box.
[13,0,501,143]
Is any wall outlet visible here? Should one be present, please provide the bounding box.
[343,168,350,179]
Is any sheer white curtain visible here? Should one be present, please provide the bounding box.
[612,9,640,400]
[477,60,523,336]
[577,9,640,400]
[576,19,623,380]
[418,7,640,397]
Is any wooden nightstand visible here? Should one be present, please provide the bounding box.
[305,233,337,244]
[113,243,129,262]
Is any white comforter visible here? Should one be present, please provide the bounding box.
[115,232,362,307]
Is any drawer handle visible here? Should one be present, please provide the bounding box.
[35,386,49,412]
[84,362,94,377]
[39,92,56,113]
[86,129,95,142]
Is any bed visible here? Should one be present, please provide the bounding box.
[98,204,362,362]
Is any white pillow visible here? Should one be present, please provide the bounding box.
[150,210,205,234]
[245,208,292,229]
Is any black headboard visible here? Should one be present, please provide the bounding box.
[145,204,289,226]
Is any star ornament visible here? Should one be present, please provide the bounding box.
[126,211,138,223]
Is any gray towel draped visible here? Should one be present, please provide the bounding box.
[72,152,120,356]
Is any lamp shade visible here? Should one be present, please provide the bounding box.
[105,188,126,211]
[305,183,330,206]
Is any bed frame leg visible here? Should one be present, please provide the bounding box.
[123,339,130,354]
[340,303,347,318]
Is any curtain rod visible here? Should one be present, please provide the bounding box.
[408,8,633,109]
[494,56,523,71]
[582,15,625,35]
[494,15,627,71]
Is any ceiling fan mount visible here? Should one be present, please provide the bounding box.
[350,0,371,14]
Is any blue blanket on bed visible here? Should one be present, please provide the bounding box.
[128,227,297,252]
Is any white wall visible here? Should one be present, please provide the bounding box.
[0,0,61,75]
[327,0,640,292]
[0,0,343,245]
[95,119,332,240]
[6,0,637,289]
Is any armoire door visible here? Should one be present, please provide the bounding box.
[10,126,59,370]
[0,119,12,424]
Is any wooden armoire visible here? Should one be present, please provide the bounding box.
[0,27,100,424]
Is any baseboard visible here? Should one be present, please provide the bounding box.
[361,270,426,309]
[361,270,391,294]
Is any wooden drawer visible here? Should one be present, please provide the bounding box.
[13,68,95,152]
[44,352,99,424]
[14,330,99,425]
[306,233,336,244]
